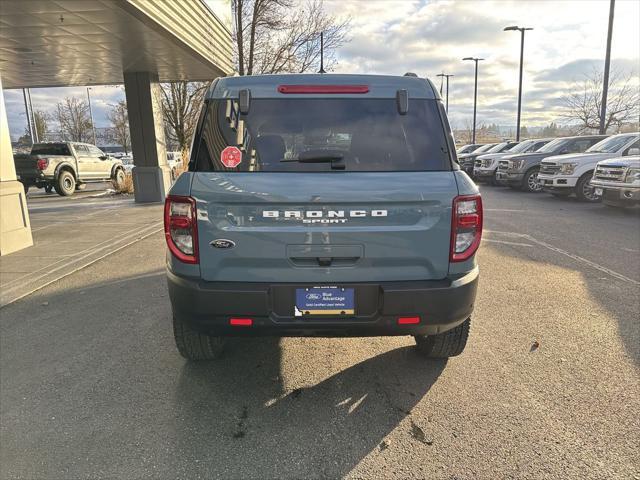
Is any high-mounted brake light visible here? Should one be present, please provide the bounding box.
[450,194,483,262]
[164,195,199,264]
[277,85,369,94]
[36,158,49,170]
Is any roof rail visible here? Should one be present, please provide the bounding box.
[403,72,418,77]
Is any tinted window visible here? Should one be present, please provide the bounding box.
[531,140,550,151]
[487,142,509,153]
[192,98,451,172]
[31,143,70,156]
[587,135,637,153]
[537,138,571,153]
[507,140,535,153]
[74,145,90,156]
[624,139,640,154]
[458,144,480,154]
[570,139,596,153]
[471,144,495,154]
[88,146,104,156]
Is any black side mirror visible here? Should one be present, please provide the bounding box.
[99,155,108,160]
[396,89,408,115]
[239,89,251,114]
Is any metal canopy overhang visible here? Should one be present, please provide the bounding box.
[0,0,234,89]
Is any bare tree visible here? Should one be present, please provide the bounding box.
[159,82,208,154]
[107,100,131,154]
[33,110,49,141]
[54,96,93,142]
[232,0,349,75]
[561,69,640,133]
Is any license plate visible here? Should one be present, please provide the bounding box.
[294,286,355,316]
[594,188,603,195]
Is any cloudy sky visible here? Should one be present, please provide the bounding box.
[3,0,639,140]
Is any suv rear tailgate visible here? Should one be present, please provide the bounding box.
[191,171,457,283]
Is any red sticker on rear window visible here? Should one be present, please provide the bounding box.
[221,146,242,168]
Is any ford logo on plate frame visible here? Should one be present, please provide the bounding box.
[210,239,236,249]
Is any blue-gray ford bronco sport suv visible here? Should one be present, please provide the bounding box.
[165,74,482,361]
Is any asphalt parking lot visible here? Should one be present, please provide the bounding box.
[1,186,639,479]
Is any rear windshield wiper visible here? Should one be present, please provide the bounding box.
[280,152,345,169]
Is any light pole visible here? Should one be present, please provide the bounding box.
[437,73,454,113]
[462,57,484,144]
[22,88,35,144]
[86,87,97,145]
[599,0,615,134]
[318,31,326,74]
[504,25,533,141]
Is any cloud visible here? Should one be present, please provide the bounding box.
[536,58,639,82]
[3,0,639,137]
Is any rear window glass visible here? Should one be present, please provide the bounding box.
[31,143,70,156]
[191,98,451,172]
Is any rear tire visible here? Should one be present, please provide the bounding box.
[54,170,76,196]
[173,315,225,361]
[414,318,470,358]
[575,172,600,202]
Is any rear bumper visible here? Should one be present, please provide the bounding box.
[167,267,479,337]
[17,171,50,186]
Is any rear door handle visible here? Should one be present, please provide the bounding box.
[317,257,332,267]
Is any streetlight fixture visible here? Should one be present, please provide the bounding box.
[436,73,455,113]
[504,25,533,141]
[462,57,484,144]
[86,87,97,145]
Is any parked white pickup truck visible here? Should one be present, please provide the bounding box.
[590,155,640,208]
[538,133,640,202]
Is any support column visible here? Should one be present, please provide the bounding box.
[123,71,171,203]
[0,74,33,256]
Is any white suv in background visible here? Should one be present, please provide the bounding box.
[538,133,640,202]
[167,151,184,180]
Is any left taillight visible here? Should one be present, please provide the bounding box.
[164,195,198,264]
[36,158,49,170]
[450,194,483,262]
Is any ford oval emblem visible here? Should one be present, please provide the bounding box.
[210,239,236,249]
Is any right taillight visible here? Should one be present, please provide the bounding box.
[36,158,49,170]
[164,195,198,264]
[450,194,483,262]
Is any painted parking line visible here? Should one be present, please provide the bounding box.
[485,229,639,286]
[0,222,162,307]
[482,238,534,247]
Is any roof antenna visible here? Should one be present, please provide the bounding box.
[318,31,326,74]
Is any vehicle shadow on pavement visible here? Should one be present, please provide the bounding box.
[173,342,446,478]
[1,259,444,478]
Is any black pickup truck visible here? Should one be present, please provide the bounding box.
[15,142,125,196]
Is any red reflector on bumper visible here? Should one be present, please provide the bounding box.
[397,316,420,325]
[229,318,253,326]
